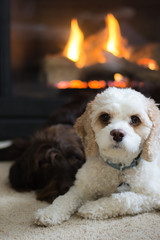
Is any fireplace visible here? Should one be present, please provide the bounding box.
[1,0,160,139]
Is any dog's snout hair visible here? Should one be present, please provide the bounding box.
[110,129,126,142]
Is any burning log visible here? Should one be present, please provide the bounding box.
[82,51,160,84]
[130,43,160,67]
[43,19,83,86]
[43,15,160,88]
[77,14,131,69]
[43,54,81,86]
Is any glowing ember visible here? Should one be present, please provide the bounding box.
[56,80,87,89]
[56,81,70,89]
[114,73,129,83]
[114,73,124,82]
[108,80,127,88]
[56,78,129,89]
[88,80,106,89]
[70,80,87,89]
[137,58,159,71]
[56,80,106,89]
[113,73,128,88]
[63,19,84,62]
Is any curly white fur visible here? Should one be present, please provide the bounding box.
[34,87,160,226]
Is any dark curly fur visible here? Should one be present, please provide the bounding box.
[9,124,85,203]
[0,91,97,202]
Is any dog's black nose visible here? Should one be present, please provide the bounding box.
[110,129,125,142]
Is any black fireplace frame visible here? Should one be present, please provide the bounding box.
[0,0,65,140]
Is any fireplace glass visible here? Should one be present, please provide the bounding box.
[0,0,160,139]
[11,0,160,96]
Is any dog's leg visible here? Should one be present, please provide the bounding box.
[34,186,85,226]
[78,191,160,219]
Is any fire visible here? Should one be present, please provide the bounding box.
[88,80,106,89]
[113,73,128,88]
[56,80,87,89]
[56,80,106,89]
[137,58,159,71]
[105,14,121,56]
[56,77,128,89]
[114,73,124,82]
[70,80,87,89]
[104,14,130,59]
[54,14,159,90]
[63,19,84,62]
[63,14,129,68]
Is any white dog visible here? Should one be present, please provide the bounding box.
[35,87,160,226]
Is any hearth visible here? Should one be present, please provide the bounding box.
[0,0,160,139]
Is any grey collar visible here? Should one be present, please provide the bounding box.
[104,151,142,171]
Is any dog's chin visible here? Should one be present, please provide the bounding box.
[99,142,141,165]
[111,142,123,149]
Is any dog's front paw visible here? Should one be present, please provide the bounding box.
[34,206,70,226]
[78,201,108,220]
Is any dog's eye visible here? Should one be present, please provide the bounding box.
[130,115,141,126]
[99,113,110,124]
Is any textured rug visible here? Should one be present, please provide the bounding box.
[0,161,160,240]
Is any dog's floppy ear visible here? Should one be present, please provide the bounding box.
[141,99,160,162]
[74,102,98,157]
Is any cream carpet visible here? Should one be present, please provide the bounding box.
[0,161,160,240]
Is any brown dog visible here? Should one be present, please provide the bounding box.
[8,124,85,203]
[0,91,97,202]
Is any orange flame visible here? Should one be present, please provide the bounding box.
[58,14,155,90]
[63,19,84,62]
[137,58,159,71]
[105,14,122,56]
[104,14,130,59]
